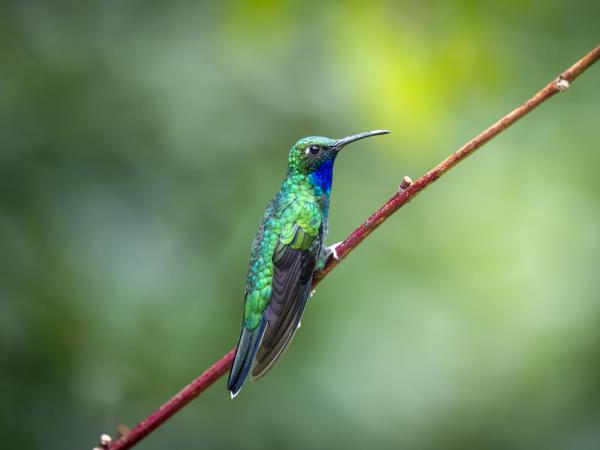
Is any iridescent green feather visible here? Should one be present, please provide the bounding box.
[228,130,389,396]
[243,174,322,330]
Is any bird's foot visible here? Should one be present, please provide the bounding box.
[326,242,342,261]
[314,242,343,276]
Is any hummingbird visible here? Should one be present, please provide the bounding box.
[227,130,390,397]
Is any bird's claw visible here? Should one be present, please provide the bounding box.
[314,242,343,274]
[326,242,342,261]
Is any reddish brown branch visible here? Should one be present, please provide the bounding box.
[104,350,235,450]
[313,43,600,282]
[107,44,600,450]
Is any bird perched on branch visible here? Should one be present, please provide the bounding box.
[228,130,390,397]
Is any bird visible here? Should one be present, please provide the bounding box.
[227,130,390,398]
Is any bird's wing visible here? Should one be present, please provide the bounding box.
[251,223,321,379]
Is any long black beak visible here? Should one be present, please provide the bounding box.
[331,130,390,152]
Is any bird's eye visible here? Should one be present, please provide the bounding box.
[309,145,320,155]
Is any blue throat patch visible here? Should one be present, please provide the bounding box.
[308,159,334,194]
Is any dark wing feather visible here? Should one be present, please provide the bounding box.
[251,227,320,379]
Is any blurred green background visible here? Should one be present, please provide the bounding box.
[1,1,600,449]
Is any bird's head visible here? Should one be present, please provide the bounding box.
[288,130,390,175]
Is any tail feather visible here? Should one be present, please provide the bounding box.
[227,318,267,398]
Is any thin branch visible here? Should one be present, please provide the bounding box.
[107,44,600,450]
[313,43,600,283]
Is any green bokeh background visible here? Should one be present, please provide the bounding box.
[1,1,600,449]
